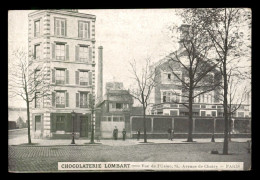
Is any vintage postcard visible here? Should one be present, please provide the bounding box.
[8,9,251,172]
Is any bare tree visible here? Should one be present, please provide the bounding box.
[185,8,251,154]
[129,58,159,143]
[217,70,250,141]
[165,20,222,142]
[8,48,51,144]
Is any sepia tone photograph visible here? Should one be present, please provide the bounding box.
[8,8,251,172]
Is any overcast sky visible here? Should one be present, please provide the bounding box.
[8,9,251,108]
[8,9,182,107]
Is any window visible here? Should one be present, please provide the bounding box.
[112,103,115,108]
[56,91,65,108]
[116,103,123,109]
[113,117,119,122]
[55,18,66,36]
[123,103,129,109]
[167,74,171,80]
[238,112,245,117]
[34,20,40,37]
[34,44,40,59]
[56,116,65,131]
[56,44,65,60]
[102,117,107,121]
[211,111,216,117]
[56,69,65,84]
[34,70,40,85]
[80,92,88,108]
[35,92,41,108]
[119,117,124,122]
[79,46,88,62]
[201,111,206,116]
[79,71,89,86]
[108,117,112,122]
[163,92,167,102]
[78,21,90,38]
[172,91,181,103]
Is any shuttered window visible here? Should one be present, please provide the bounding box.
[80,92,88,108]
[79,46,88,62]
[34,44,41,59]
[78,21,90,39]
[34,20,40,37]
[79,71,88,86]
[55,18,66,36]
[56,69,65,85]
[56,91,65,108]
[55,44,65,60]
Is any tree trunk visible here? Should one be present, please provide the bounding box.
[90,110,95,144]
[187,89,193,142]
[26,100,32,144]
[223,58,229,155]
[143,106,147,143]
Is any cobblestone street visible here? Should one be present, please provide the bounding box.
[8,142,251,172]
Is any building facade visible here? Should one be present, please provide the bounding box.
[148,24,251,118]
[96,82,133,138]
[28,10,96,139]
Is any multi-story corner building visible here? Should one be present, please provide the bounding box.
[96,82,133,138]
[149,24,251,118]
[28,10,96,139]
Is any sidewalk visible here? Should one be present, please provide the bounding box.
[8,136,251,147]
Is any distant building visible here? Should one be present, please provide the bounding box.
[96,82,133,138]
[148,24,251,118]
[8,107,27,129]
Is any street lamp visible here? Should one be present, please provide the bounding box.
[211,117,216,142]
[71,110,76,144]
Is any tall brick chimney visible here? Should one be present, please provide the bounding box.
[97,46,103,102]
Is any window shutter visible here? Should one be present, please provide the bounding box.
[52,92,56,107]
[78,22,82,38]
[75,71,79,85]
[33,45,36,59]
[89,47,92,63]
[66,92,69,107]
[89,71,92,85]
[52,43,55,59]
[66,70,69,84]
[87,93,90,108]
[52,69,55,83]
[66,45,69,61]
[65,20,67,36]
[54,19,56,35]
[51,114,56,132]
[84,23,88,39]
[75,45,79,61]
[76,93,79,107]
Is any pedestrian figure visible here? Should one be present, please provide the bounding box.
[170,129,174,141]
[113,126,118,140]
[122,128,126,141]
[137,129,140,141]
[167,127,171,140]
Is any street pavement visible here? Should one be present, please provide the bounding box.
[8,129,251,172]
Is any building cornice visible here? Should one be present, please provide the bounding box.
[29,10,96,20]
